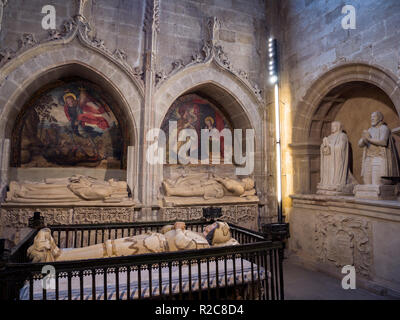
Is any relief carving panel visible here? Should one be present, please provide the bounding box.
[314,213,372,278]
[161,204,258,230]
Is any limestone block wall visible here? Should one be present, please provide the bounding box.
[279,0,400,113]
[91,0,145,68]
[158,0,267,88]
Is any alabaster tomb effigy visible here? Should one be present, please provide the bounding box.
[27,221,238,263]
[159,174,259,230]
[6,175,131,204]
[0,218,282,300]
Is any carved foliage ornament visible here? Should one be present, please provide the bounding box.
[155,17,263,103]
[0,13,144,86]
[314,213,372,278]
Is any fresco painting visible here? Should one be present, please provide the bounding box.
[161,94,232,163]
[12,80,123,169]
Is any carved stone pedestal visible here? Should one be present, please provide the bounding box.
[354,184,397,200]
[316,184,354,196]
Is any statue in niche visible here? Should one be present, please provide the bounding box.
[27,222,238,263]
[161,174,258,203]
[5,175,131,204]
[317,121,356,195]
[358,111,399,185]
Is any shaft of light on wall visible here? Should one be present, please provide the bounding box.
[274,84,282,205]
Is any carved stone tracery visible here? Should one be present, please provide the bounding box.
[0,12,144,88]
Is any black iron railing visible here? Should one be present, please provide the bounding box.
[0,215,285,301]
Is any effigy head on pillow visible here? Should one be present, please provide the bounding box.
[27,228,62,263]
[203,222,239,247]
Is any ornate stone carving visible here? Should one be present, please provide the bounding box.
[18,33,38,49]
[314,213,372,278]
[0,206,138,246]
[0,48,13,66]
[0,13,144,87]
[155,17,263,103]
[155,70,168,85]
[160,204,258,231]
[73,207,135,224]
[206,16,221,45]
[0,208,73,228]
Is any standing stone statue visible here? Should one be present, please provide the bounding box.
[317,121,356,195]
[354,111,399,200]
[358,111,399,184]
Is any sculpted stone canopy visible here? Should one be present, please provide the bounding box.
[161,173,259,207]
[27,221,239,263]
[5,175,132,204]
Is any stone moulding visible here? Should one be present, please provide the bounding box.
[0,15,144,94]
[155,16,264,105]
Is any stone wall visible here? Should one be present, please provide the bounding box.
[279,0,400,111]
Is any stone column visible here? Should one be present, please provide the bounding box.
[0,138,10,200]
[127,145,137,201]
[140,0,161,215]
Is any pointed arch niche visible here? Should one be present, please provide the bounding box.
[160,82,256,182]
[3,63,138,193]
[291,63,400,194]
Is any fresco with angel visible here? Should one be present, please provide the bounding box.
[12,80,123,168]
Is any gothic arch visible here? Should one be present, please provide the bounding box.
[154,63,263,144]
[151,64,266,203]
[0,44,142,199]
[292,63,400,144]
[0,45,141,143]
[290,62,400,194]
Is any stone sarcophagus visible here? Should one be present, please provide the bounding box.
[159,174,260,231]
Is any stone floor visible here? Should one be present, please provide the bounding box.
[283,259,398,300]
